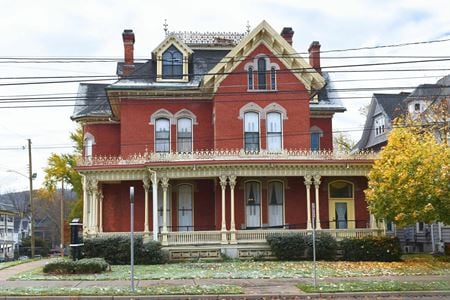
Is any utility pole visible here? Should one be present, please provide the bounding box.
[60,181,65,257]
[27,139,35,258]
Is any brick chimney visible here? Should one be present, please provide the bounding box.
[280,27,294,46]
[308,41,321,74]
[122,29,135,77]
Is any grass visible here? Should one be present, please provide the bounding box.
[0,284,242,296]
[11,256,450,281]
[0,258,38,271]
[298,280,450,293]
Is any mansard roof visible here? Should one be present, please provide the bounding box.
[71,83,112,121]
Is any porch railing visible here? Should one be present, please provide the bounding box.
[78,149,377,166]
[93,228,383,246]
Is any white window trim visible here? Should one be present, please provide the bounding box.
[244,54,280,92]
[150,109,174,125]
[374,115,386,137]
[176,117,193,153]
[243,111,261,152]
[416,222,425,233]
[83,132,95,159]
[266,111,283,152]
[154,117,171,153]
[310,126,323,151]
[244,180,263,228]
[267,180,285,226]
[238,102,264,119]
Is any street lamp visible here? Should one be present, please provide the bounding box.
[7,169,37,258]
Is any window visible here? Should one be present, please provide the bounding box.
[84,133,94,159]
[155,118,170,153]
[374,116,385,136]
[414,103,421,112]
[247,67,254,90]
[270,67,277,90]
[245,181,261,228]
[244,112,259,152]
[268,181,284,227]
[417,222,425,232]
[162,45,183,79]
[177,118,192,153]
[310,132,320,151]
[257,57,267,89]
[330,181,353,198]
[266,112,282,151]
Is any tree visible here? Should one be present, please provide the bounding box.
[333,133,355,152]
[365,122,450,227]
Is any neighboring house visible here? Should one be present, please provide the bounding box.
[72,21,379,259]
[0,203,16,261]
[355,75,450,253]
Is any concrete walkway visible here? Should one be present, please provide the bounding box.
[0,259,449,299]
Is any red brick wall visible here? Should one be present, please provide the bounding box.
[83,124,120,157]
[213,43,311,150]
[119,99,213,156]
[310,117,333,150]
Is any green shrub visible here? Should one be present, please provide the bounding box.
[43,258,109,274]
[83,235,166,265]
[305,233,337,261]
[341,236,402,261]
[267,233,306,260]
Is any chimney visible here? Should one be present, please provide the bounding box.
[122,29,135,77]
[308,41,321,74]
[280,27,294,45]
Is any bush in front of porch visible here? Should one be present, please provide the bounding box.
[340,236,402,262]
[267,233,338,261]
[82,236,167,265]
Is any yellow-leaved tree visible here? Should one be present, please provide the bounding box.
[365,122,450,227]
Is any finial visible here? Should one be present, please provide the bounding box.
[163,19,168,35]
[246,21,251,33]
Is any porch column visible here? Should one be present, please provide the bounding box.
[370,214,377,229]
[161,176,169,246]
[98,188,103,233]
[304,175,312,230]
[82,175,88,234]
[143,174,151,238]
[219,174,228,244]
[313,174,322,230]
[87,178,98,233]
[228,175,237,244]
[151,173,159,242]
[92,183,99,233]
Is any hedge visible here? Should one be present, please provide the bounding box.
[82,236,167,265]
[305,232,338,261]
[43,258,109,274]
[340,236,402,261]
[267,233,307,260]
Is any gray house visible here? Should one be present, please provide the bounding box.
[355,75,450,253]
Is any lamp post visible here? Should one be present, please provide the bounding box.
[7,169,36,258]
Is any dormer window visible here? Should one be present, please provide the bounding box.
[374,116,385,136]
[414,103,421,112]
[162,45,183,79]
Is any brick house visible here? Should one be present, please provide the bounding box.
[72,21,379,258]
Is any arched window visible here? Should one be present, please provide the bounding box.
[177,118,192,153]
[244,112,259,152]
[268,181,284,227]
[155,118,170,153]
[266,112,282,151]
[84,133,94,159]
[247,67,254,90]
[257,57,267,89]
[162,45,183,79]
[270,67,277,90]
[245,181,261,228]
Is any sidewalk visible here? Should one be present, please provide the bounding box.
[1,259,449,299]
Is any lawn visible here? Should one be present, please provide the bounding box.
[0,284,242,296]
[11,254,450,281]
[298,280,450,293]
[0,259,36,271]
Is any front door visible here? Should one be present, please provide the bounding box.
[268,181,284,227]
[245,181,261,228]
[335,202,348,229]
[178,185,193,231]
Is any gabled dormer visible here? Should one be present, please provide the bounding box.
[152,35,193,82]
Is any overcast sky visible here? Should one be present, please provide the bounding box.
[0,0,449,192]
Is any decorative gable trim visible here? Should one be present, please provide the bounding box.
[152,35,193,83]
[203,20,325,94]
